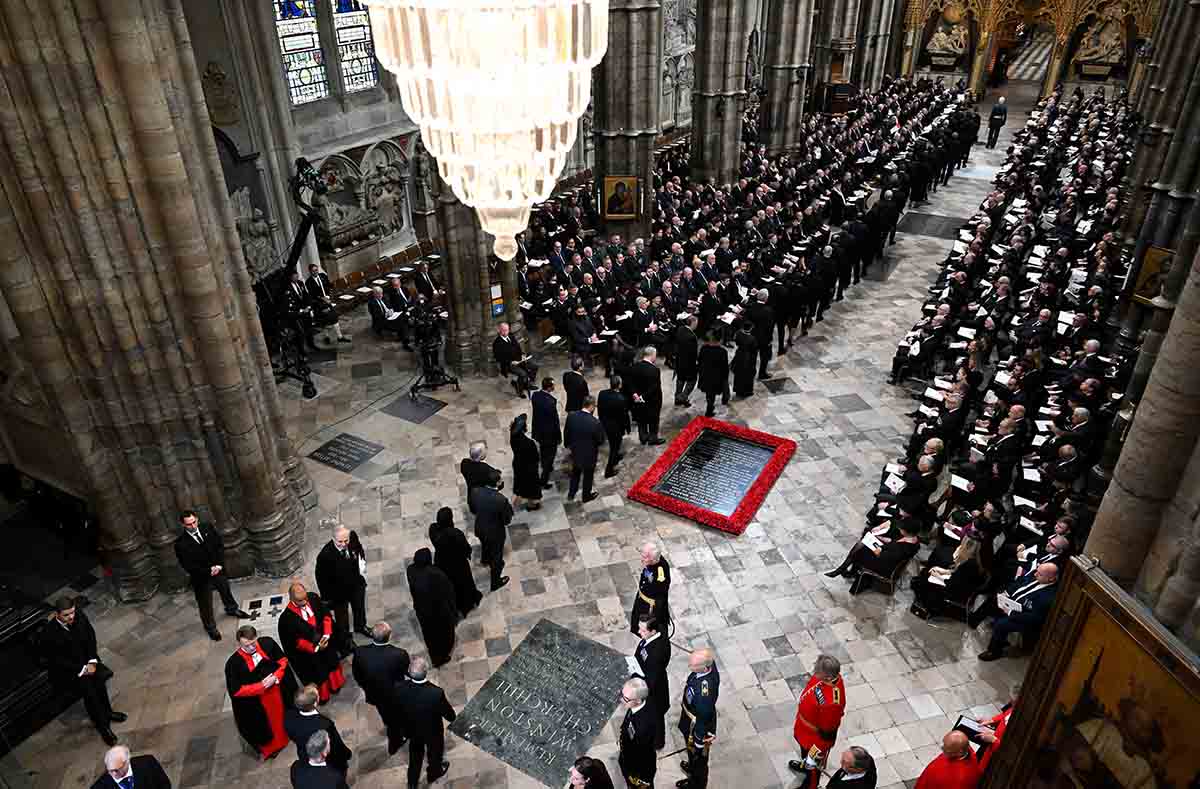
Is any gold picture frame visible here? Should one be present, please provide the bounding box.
[602,176,639,220]
[1132,245,1173,306]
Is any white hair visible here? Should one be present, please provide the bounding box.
[642,346,657,360]
[104,746,131,771]
[469,441,487,461]
[640,542,660,560]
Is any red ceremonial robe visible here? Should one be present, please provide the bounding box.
[224,637,297,758]
[978,704,1013,773]
[278,598,346,703]
[915,752,982,789]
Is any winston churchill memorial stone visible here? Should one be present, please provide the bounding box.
[450,618,628,786]
[654,429,775,516]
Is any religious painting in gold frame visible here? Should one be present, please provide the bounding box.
[602,176,639,220]
[1132,245,1172,306]
[982,558,1200,788]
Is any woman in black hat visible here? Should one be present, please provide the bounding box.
[510,414,543,510]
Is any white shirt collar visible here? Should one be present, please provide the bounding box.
[299,709,319,717]
[309,760,327,768]
[628,701,646,714]
[642,632,661,646]
[111,766,133,783]
[411,676,428,684]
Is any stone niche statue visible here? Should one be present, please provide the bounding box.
[927,4,969,66]
[365,163,407,236]
[1075,17,1125,65]
[313,163,379,253]
[231,186,276,282]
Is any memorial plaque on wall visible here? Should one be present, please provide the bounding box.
[628,417,796,535]
[450,619,627,787]
[307,433,384,473]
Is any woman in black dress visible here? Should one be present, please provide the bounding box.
[911,532,990,620]
[826,520,922,595]
[428,507,483,617]
[732,323,758,397]
[510,414,543,510]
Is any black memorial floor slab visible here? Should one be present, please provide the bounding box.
[380,393,447,424]
[896,212,971,240]
[307,433,385,473]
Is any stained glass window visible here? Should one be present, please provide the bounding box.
[334,0,378,94]
[275,1,328,105]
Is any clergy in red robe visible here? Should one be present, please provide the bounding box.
[915,731,982,789]
[278,582,347,703]
[788,655,847,789]
[977,701,1014,773]
[225,625,298,759]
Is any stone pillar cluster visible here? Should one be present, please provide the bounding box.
[761,0,814,155]
[855,0,896,91]
[593,0,663,242]
[690,0,758,186]
[0,0,313,601]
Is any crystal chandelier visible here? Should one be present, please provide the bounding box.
[367,0,608,261]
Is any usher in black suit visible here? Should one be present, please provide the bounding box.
[174,523,242,636]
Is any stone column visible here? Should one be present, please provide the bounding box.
[594,0,662,242]
[762,0,814,155]
[433,173,492,374]
[857,0,896,91]
[899,0,924,77]
[1139,437,1200,623]
[1087,248,1200,585]
[969,32,994,96]
[829,0,861,82]
[690,0,757,186]
[0,0,307,600]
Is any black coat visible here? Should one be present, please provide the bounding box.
[626,360,663,420]
[407,558,458,664]
[492,334,524,375]
[674,326,699,378]
[351,643,409,708]
[39,610,103,691]
[564,410,606,467]
[634,635,671,719]
[284,709,352,770]
[697,344,730,395]
[314,536,366,606]
[289,762,350,789]
[510,431,543,500]
[225,637,298,750]
[277,597,341,687]
[429,521,483,615]
[827,763,878,789]
[470,486,514,545]
[90,755,172,789]
[530,390,562,446]
[618,703,661,782]
[597,388,632,435]
[173,524,226,587]
[744,301,774,349]
[563,370,590,412]
[395,679,456,746]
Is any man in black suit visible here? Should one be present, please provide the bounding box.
[530,377,562,488]
[282,269,317,350]
[460,441,502,513]
[470,474,514,591]
[290,731,350,789]
[674,316,700,406]
[564,396,605,503]
[92,746,171,789]
[396,657,455,789]
[633,616,671,750]
[314,524,370,642]
[745,289,775,380]
[598,376,632,478]
[563,355,590,412]
[617,677,661,789]
[414,261,439,302]
[352,622,410,753]
[304,264,349,344]
[367,287,411,348]
[970,563,1059,661]
[825,747,878,789]
[285,685,352,773]
[627,347,665,445]
[492,322,535,396]
[173,510,250,640]
[42,597,123,745]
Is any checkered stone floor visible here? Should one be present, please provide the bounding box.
[8,108,1038,789]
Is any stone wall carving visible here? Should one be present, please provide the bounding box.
[202,60,241,126]
[662,0,697,129]
[746,28,764,92]
[231,187,278,283]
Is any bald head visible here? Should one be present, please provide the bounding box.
[689,648,715,673]
[943,730,971,759]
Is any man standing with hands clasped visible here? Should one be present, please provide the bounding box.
[789,655,848,789]
[315,523,371,644]
[174,510,250,641]
[565,395,605,503]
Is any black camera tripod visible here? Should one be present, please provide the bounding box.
[410,337,459,399]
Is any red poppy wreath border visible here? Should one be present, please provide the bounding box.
[627,417,796,535]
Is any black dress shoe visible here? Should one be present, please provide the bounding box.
[338,336,351,344]
[228,609,252,619]
[542,482,553,490]
[491,577,510,591]
[680,760,691,773]
[978,650,1003,662]
[207,628,222,641]
[648,437,665,445]
[824,567,843,578]
[100,728,118,746]
[582,493,598,503]
[604,469,618,478]
[429,760,450,782]
[109,711,128,723]
[676,780,692,788]
[758,374,772,381]
[387,736,408,755]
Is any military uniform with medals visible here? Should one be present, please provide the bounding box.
[630,557,671,634]
[790,673,847,789]
[677,664,719,788]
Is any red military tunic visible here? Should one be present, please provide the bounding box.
[792,673,846,763]
[915,752,982,789]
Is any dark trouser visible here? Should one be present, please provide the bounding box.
[79,673,114,731]
[605,428,624,473]
[757,346,771,378]
[193,574,239,632]
[704,386,730,417]
[987,125,1002,147]
[406,735,446,789]
[330,586,367,633]
[637,411,660,442]
[683,737,710,788]
[619,755,654,788]
[569,462,596,499]
[775,320,787,351]
[987,617,1025,654]
[836,265,852,299]
[482,536,506,588]
[539,440,558,485]
[675,374,697,404]
[851,251,863,282]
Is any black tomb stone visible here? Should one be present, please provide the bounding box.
[450,618,627,787]
[307,433,384,473]
[653,428,776,516]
